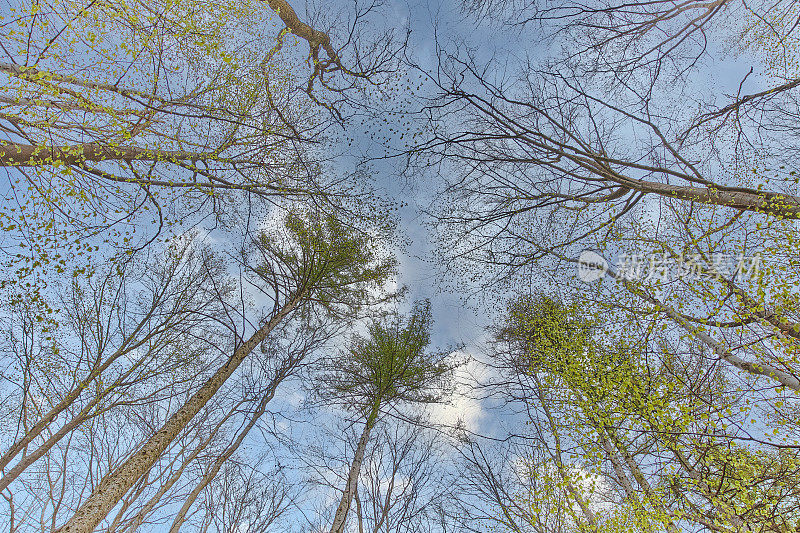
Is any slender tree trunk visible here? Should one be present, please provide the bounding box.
[54,296,301,533]
[0,350,159,493]
[0,310,161,476]
[598,431,638,501]
[598,423,680,533]
[113,400,248,533]
[168,378,284,533]
[370,468,395,533]
[576,391,665,525]
[354,488,364,533]
[329,407,379,533]
[531,374,599,528]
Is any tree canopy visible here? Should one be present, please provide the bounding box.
[3,0,800,532]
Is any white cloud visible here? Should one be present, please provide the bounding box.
[426,351,486,434]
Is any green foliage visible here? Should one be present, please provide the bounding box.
[251,211,397,317]
[495,291,800,533]
[322,301,452,417]
[498,294,593,373]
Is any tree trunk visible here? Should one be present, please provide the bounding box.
[54,296,301,533]
[597,422,680,533]
[168,377,285,533]
[531,373,599,528]
[612,177,800,219]
[0,142,210,167]
[329,407,379,533]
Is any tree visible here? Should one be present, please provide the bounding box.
[411,0,800,294]
[488,293,800,532]
[0,235,229,493]
[0,0,401,307]
[300,413,454,533]
[53,211,394,533]
[1,0,406,529]
[403,6,800,528]
[0,234,245,531]
[319,302,452,533]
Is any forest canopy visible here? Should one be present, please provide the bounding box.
[1,0,799,532]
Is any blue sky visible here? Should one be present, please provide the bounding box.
[3,0,798,530]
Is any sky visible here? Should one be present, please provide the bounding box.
[3,0,796,529]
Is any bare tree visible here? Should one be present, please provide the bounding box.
[357,422,453,533]
[0,236,229,495]
[52,211,394,533]
[410,0,800,287]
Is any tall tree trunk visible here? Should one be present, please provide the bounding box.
[369,463,397,533]
[0,142,208,166]
[168,375,287,533]
[54,296,301,533]
[112,400,248,533]
[329,406,379,533]
[532,374,599,528]
[354,487,365,533]
[597,431,639,502]
[484,372,598,531]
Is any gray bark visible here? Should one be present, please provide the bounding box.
[329,408,379,533]
[54,296,301,533]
